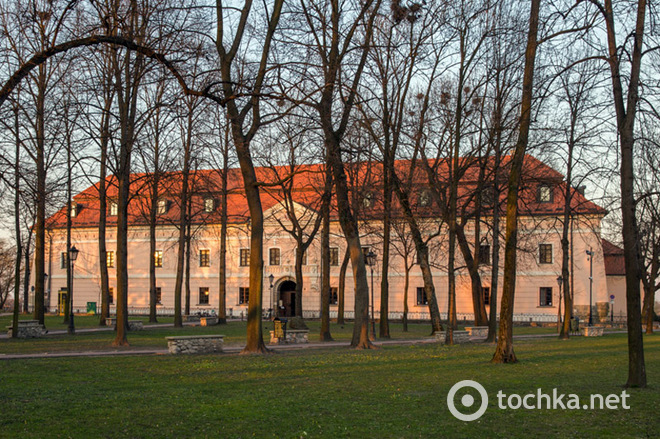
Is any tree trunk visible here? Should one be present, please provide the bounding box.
[33,64,46,325]
[403,264,410,332]
[337,247,349,325]
[379,160,391,339]
[492,0,540,364]
[218,132,229,324]
[456,225,488,326]
[11,103,22,338]
[320,193,333,341]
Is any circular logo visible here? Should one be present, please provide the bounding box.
[447,380,489,421]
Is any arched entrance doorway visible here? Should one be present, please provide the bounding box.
[278,280,297,317]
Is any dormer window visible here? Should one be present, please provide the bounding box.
[157,199,168,214]
[419,190,431,207]
[363,192,373,208]
[204,197,215,213]
[481,187,494,207]
[109,200,118,216]
[70,202,78,218]
[537,184,553,203]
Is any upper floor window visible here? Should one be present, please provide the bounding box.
[539,244,553,264]
[539,287,553,307]
[157,199,169,214]
[109,200,118,216]
[60,252,67,269]
[70,202,78,218]
[297,248,307,266]
[240,248,250,267]
[106,251,115,268]
[199,287,210,305]
[269,248,281,266]
[199,249,210,267]
[479,245,491,265]
[537,184,553,203]
[155,287,162,304]
[154,250,163,268]
[204,198,215,213]
[329,247,339,266]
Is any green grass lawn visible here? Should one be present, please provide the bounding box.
[1,333,658,438]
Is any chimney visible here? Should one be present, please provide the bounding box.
[577,185,586,195]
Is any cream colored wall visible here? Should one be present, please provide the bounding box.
[40,210,610,321]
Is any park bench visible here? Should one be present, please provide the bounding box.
[6,320,47,338]
[105,317,116,326]
[166,335,224,354]
[433,330,470,344]
[200,316,218,326]
[581,326,604,337]
[128,320,143,331]
[464,326,488,337]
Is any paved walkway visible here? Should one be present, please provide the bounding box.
[0,327,629,360]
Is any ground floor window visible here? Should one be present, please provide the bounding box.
[416,287,428,305]
[329,287,338,305]
[239,287,249,304]
[199,287,210,305]
[156,287,162,304]
[539,287,553,307]
[108,287,114,305]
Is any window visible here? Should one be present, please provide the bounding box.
[156,287,162,304]
[204,197,215,213]
[109,200,118,216]
[363,192,373,208]
[240,248,250,267]
[419,190,431,207]
[154,250,163,268]
[106,251,115,268]
[483,287,491,306]
[537,184,553,203]
[329,247,339,266]
[297,248,307,266]
[157,199,168,214]
[70,202,78,218]
[108,287,114,305]
[61,252,67,269]
[269,248,281,266]
[539,287,553,307]
[239,287,249,304]
[479,245,491,265]
[199,249,210,267]
[481,187,495,207]
[539,244,553,264]
[199,287,210,305]
[416,287,428,305]
[329,287,338,305]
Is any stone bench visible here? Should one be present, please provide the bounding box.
[166,335,224,354]
[183,315,201,323]
[433,330,470,344]
[200,317,218,326]
[105,317,116,326]
[269,329,309,344]
[6,320,47,338]
[581,326,604,337]
[465,326,489,337]
[128,320,143,331]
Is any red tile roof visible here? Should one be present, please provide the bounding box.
[46,155,607,230]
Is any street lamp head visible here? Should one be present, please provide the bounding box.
[269,273,274,287]
[365,250,377,267]
[69,245,79,262]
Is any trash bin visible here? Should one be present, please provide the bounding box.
[273,317,287,340]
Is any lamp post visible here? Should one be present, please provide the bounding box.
[269,274,274,319]
[365,250,377,340]
[556,275,563,333]
[67,245,79,335]
[586,248,594,326]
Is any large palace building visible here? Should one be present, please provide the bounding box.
[34,155,621,323]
